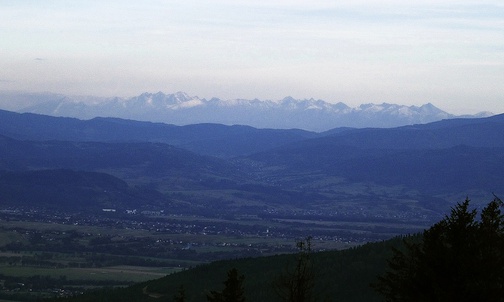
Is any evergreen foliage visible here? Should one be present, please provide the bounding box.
[274,237,315,302]
[207,268,246,302]
[374,197,504,301]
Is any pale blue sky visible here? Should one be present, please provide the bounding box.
[1,0,503,114]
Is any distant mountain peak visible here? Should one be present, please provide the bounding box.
[281,96,297,102]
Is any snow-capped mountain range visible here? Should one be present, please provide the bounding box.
[2,91,493,131]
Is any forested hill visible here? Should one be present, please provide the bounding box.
[0,109,318,158]
[2,108,503,158]
[0,169,168,210]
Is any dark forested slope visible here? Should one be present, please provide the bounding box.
[0,169,168,210]
[48,236,406,302]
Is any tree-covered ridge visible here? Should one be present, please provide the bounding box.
[375,197,504,301]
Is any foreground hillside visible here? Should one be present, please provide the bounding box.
[49,237,404,302]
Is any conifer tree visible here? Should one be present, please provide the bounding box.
[274,236,315,302]
[207,268,246,302]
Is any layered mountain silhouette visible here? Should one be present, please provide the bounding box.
[0,108,503,218]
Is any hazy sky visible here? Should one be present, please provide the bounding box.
[1,0,503,114]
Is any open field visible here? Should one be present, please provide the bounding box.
[0,265,176,283]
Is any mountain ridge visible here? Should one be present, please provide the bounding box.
[0,109,319,158]
[1,109,504,220]
[1,91,492,131]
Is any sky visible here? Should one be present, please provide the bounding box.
[0,0,503,114]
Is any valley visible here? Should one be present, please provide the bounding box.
[0,109,503,300]
[0,203,416,300]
